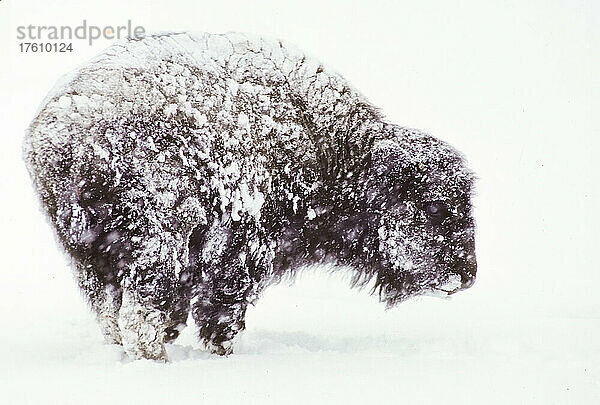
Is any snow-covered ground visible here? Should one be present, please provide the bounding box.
[2,264,599,404]
[1,1,599,404]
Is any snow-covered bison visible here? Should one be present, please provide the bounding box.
[24,32,477,361]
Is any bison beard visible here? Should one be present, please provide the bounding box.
[23,32,477,361]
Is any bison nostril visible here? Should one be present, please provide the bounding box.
[455,265,476,290]
[461,276,475,289]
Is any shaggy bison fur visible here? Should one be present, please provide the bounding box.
[24,32,477,361]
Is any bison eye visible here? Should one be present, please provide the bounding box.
[424,201,449,223]
[164,327,180,341]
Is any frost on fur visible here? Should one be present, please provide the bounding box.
[24,32,476,359]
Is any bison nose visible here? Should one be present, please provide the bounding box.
[455,262,476,290]
[461,274,475,289]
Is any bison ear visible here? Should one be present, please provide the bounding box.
[371,140,416,179]
[370,145,427,204]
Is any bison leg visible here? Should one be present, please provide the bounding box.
[115,232,190,362]
[192,259,254,356]
[74,261,122,345]
[117,284,169,361]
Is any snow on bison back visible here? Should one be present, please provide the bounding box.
[23,32,477,361]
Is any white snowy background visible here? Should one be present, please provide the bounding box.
[1,1,598,403]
